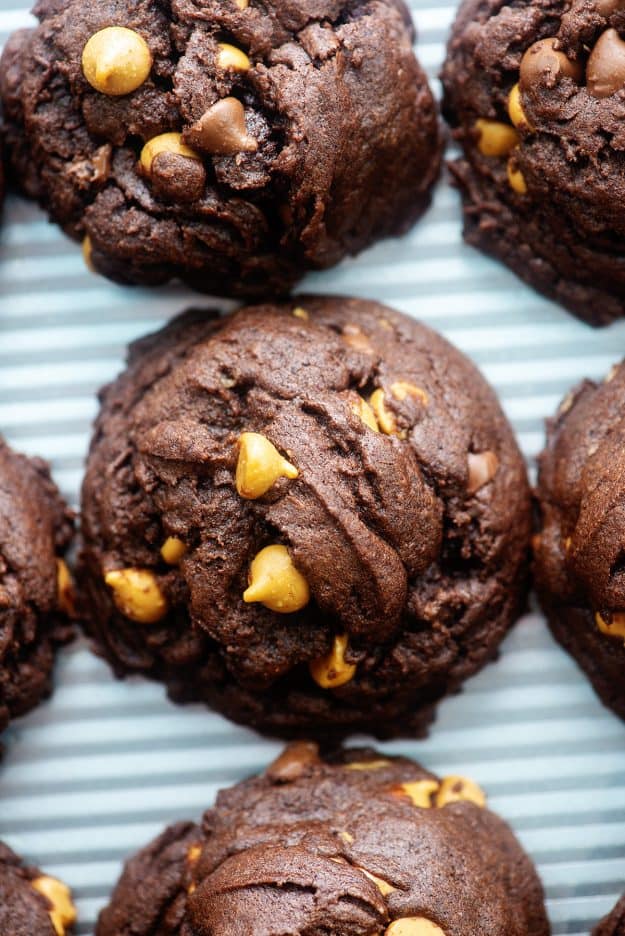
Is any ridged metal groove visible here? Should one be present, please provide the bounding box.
[1,2,625,933]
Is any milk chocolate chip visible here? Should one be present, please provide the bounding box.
[266,741,320,782]
[151,151,207,202]
[185,98,258,155]
[520,38,582,90]
[467,451,499,494]
[587,29,625,98]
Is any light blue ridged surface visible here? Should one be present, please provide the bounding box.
[1,2,625,933]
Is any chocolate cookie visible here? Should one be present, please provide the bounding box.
[535,360,625,720]
[0,1,441,296]
[442,0,625,326]
[79,296,531,738]
[595,894,625,935]
[0,435,75,734]
[0,841,76,936]
[0,150,4,217]
[97,744,550,936]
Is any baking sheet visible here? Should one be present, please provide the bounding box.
[2,2,625,933]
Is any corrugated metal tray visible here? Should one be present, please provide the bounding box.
[2,2,625,933]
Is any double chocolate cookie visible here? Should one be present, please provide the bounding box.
[79,296,531,738]
[442,0,625,325]
[97,744,550,936]
[595,894,625,935]
[535,360,625,720]
[0,436,75,734]
[0,841,76,936]
[0,0,441,295]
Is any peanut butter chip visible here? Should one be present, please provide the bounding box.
[351,396,379,432]
[186,98,258,155]
[391,381,428,405]
[587,29,625,98]
[346,759,392,771]
[234,0,249,7]
[436,775,486,808]
[309,633,357,688]
[397,779,439,808]
[467,450,499,494]
[187,844,202,864]
[32,876,77,936]
[243,544,310,613]
[217,43,251,71]
[82,235,95,272]
[236,432,299,499]
[343,324,374,354]
[292,306,309,320]
[105,568,168,623]
[520,38,582,89]
[56,558,76,616]
[507,152,527,195]
[369,389,401,436]
[266,741,320,782]
[474,119,519,157]
[161,536,187,565]
[596,611,625,640]
[359,868,396,896]
[386,920,445,936]
[82,26,152,96]
[507,83,533,131]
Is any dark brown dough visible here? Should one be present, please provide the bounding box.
[0,436,75,734]
[0,841,76,936]
[535,359,625,720]
[0,0,441,296]
[79,296,531,739]
[595,893,625,935]
[442,0,625,326]
[97,744,550,936]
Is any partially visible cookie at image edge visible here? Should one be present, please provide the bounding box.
[96,744,550,936]
[0,0,441,295]
[0,841,76,936]
[0,435,75,734]
[535,359,625,720]
[442,0,625,325]
[595,892,625,935]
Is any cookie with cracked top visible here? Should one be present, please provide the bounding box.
[78,296,531,739]
[0,435,75,735]
[0,0,441,296]
[96,744,550,936]
[535,359,625,721]
[442,0,625,326]
[0,840,76,936]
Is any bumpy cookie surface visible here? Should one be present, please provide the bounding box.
[0,841,76,936]
[79,296,530,738]
[0,436,74,733]
[0,0,441,295]
[535,360,625,719]
[442,0,625,325]
[97,744,550,936]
